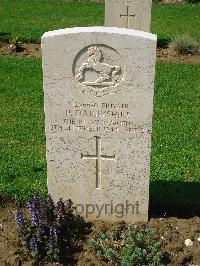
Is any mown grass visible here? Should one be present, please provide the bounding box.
[0,57,46,202]
[151,62,200,216]
[0,57,199,210]
[152,3,200,44]
[0,0,200,44]
[0,1,104,43]
[152,63,200,183]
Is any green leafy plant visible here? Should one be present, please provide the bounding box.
[90,224,166,266]
[9,36,23,52]
[15,193,85,263]
[90,231,119,263]
[169,34,200,55]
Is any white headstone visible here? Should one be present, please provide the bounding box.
[42,27,157,222]
[105,0,152,32]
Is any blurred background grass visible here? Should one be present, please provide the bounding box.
[0,0,200,44]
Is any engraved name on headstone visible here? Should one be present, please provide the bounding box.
[105,0,152,32]
[42,27,157,222]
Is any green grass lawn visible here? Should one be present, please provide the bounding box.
[0,57,199,215]
[0,57,46,202]
[151,3,200,44]
[152,63,200,183]
[0,0,200,43]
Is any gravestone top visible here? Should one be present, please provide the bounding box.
[105,0,152,32]
[42,27,157,222]
[42,26,156,40]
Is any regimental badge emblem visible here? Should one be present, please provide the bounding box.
[73,44,124,97]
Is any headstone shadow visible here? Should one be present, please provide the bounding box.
[149,181,200,218]
[157,38,170,48]
[0,32,10,41]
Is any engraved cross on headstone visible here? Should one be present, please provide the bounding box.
[120,5,136,28]
[81,136,116,189]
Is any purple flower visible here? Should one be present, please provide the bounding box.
[29,236,38,255]
[46,194,54,208]
[42,194,55,226]
[56,210,63,226]
[33,192,40,206]
[27,193,41,225]
[56,199,66,226]
[15,211,25,233]
[56,199,65,213]
[53,226,58,241]
[49,226,54,238]
[66,199,73,210]
[36,226,45,236]
[49,226,58,244]
[27,201,40,225]
[27,200,33,213]
[48,226,59,257]
[48,238,54,253]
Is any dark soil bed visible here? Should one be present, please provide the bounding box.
[0,42,41,58]
[157,48,200,64]
[1,204,200,266]
[0,42,200,64]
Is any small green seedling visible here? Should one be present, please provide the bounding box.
[9,36,23,52]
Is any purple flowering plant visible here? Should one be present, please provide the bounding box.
[15,193,82,263]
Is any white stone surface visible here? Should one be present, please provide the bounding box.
[185,239,194,247]
[42,27,157,222]
[105,0,152,32]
